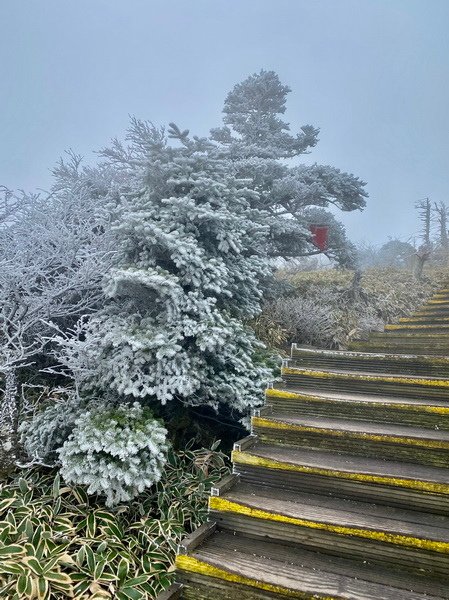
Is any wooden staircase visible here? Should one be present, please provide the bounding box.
[163,286,449,599]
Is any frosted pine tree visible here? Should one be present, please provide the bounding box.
[211,70,367,265]
[56,120,273,415]
[45,71,368,503]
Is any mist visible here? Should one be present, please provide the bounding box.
[1,0,449,244]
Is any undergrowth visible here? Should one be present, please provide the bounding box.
[0,445,229,599]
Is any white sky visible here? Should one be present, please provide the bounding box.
[1,0,448,244]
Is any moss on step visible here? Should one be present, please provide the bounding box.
[281,367,449,388]
[232,450,449,495]
[208,497,449,554]
[176,555,332,599]
[252,417,449,450]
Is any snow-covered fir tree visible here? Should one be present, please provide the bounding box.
[55,120,273,414]
[211,70,367,264]
[18,71,368,504]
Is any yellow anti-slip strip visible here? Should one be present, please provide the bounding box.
[209,497,449,554]
[385,324,449,330]
[252,416,449,450]
[232,450,449,495]
[176,555,337,599]
[282,367,449,388]
[266,388,449,414]
[399,318,449,322]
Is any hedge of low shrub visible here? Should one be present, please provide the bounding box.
[0,445,229,599]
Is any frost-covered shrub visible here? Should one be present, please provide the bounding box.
[18,390,84,465]
[268,295,340,348]
[59,402,168,506]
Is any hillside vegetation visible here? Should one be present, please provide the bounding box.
[254,267,446,351]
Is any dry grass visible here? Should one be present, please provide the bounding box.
[255,266,447,350]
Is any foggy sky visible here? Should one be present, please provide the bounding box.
[1,0,449,245]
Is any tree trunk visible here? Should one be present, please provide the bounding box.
[0,369,18,472]
[414,245,431,281]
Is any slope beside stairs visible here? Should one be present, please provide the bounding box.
[161,286,449,600]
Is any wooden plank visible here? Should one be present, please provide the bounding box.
[252,416,449,467]
[266,387,449,429]
[253,414,449,442]
[269,386,449,407]
[211,512,449,577]
[236,444,449,486]
[235,463,449,515]
[283,365,449,383]
[178,521,216,554]
[156,583,183,600]
[179,531,448,598]
[216,484,449,541]
[211,474,239,497]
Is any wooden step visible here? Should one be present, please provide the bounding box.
[282,366,449,401]
[232,442,449,514]
[426,300,449,307]
[360,338,449,355]
[369,331,449,343]
[209,483,449,577]
[265,386,449,429]
[413,308,449,316]
[290,345,449,376]
[399,316,449,325]
[177,531,448,599]
[349,340,449,356]
[165,283,449,599]
[385,323,449,333]
[252,414,449,467]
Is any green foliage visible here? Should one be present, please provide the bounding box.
[59,403,169,507]
[0,446,229,599]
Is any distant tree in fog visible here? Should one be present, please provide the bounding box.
[356,239,415,269]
